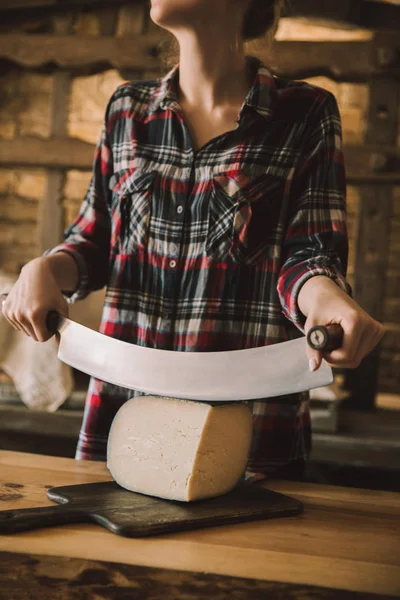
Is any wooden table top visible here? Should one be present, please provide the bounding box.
[0,450,399,598]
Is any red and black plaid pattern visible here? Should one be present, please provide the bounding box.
[47,54,351,480]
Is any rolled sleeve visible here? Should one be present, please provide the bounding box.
[277,91,352,333]
[279,261,352,331]
[43,246,89,304]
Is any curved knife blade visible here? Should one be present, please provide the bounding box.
[55,317,333,401]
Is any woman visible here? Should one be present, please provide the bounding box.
[2,0,384,482]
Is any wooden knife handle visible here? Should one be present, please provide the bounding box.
[0,293,62,334]
[46,310,63,332]
[307,324,344,352]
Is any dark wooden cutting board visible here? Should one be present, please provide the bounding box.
[0,481,303,537]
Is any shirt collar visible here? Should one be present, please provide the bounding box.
[147,54,277,122]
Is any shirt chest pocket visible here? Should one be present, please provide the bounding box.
[206,170,286,266]
[109,169,158,255]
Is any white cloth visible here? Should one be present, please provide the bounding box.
[0,274,74,412]
[0,274,105,412]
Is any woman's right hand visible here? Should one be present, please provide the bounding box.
[1,256,69,342]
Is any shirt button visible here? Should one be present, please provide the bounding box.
[169,259,177,268]
[170,243,179,256]
[177,205,183,214]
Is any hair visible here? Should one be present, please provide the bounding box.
[157,0,286,71]
[242,0,285,41]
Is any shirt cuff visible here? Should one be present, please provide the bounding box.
[42,245,90,304]
[278,263,353,333]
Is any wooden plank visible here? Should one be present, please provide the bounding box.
[0,0,396,9]
[116,3,146,36]
[38,68,70,251]
[1,0,398,33]
[0,137,94,170]
[361,0,400,30]
[344,143,400,183]
[96,4,119,36]
[344,78,400,410]
[0,35,399,81]
[282,0,363,27]
[116,3,147,81]
[0,0,132,10]
[0,405,81,438]
[311,431,400,470]
[311,409,400,469]
[1,137,399,184]
[365,0,400,4]
[351,183,393,319]
[262,37,400,82]
[38,170,64,251]
[37,15,72,253]
[283,0,400,31]
[0,451,399,596]
[1,450,399,509]
[1,550,392,600]
[0,33,164,72]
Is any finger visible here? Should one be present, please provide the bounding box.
[2,294,33,337]
[324,327,366,369]
[2,301,24,333]
[15,311,36,340]
[327,319,385,369]
[31,313,52,343]
[22,306,49,342]
[20,314,42,342]
[324,314,364,367]
[308,348,323,372]
[353,321,385,364]
[3,312,23,333]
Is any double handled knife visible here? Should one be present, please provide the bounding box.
[46,311,342,402]
[0,292,343,401]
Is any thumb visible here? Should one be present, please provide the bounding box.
[304,315,323,372]
[57,295,69,319]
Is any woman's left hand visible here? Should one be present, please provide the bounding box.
[298,276,386,372]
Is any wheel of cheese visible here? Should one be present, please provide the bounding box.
[107,396,253,502]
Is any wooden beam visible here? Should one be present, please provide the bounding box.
[344,77,399,410]
[344,143,400,183]
[365,0,400,4]
[282,0,363,28]
[38,70,70,252]
[96,4,119,37]
[1,137,399,184]
[37,14,73,253]
[0,137,94,170]
[282,0,400,31]
[1,0,398,37]
[0,35,399,81]
[0,33,163,72]
[0,0,131,10]
[264,37,400,83]
[361,0,400,30]
[115,3,147,81]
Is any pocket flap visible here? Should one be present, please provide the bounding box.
[213,169,283,202]
[109,169,158,196]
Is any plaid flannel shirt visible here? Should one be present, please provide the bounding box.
[47,54,351,481]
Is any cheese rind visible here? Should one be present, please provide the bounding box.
[107,396,253,502]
